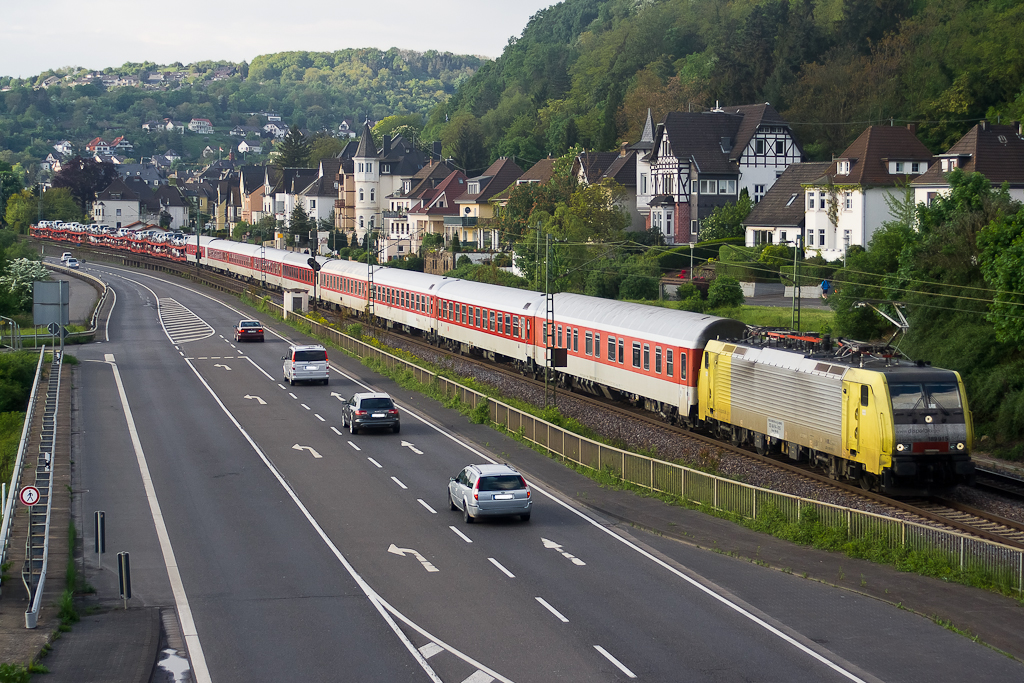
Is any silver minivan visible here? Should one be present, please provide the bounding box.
[449,464,532,523]
[282,344,330,385]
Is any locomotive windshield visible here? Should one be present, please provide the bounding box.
[889,382,962,412]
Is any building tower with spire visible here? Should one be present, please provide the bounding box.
[353,119,380,244]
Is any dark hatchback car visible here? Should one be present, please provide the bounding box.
[234,319,264,342]
[341,392,400,434]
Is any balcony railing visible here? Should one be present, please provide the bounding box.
[443,216,478,227]
[382,210,406,218]
[334,199,346,209]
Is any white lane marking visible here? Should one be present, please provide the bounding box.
[419,643,444,659]
[461,673,494,683]
[367,457,382,468]
[175,356,446,683]
[385,387,871,683]
[277,383,287,390]
[594,646,636,679]
[348,441,361,451]
[288,393,297,399]
[292,444,323,459]
[388,544,438,573]
[300,403,311,411]
[535,597,569,623]
[449,526,472,544]
[488,558,515,578]
[542,537,586,566]
[417,499,436,514]
[213,364,231,371]
[105,286,116,342]
[244,356,275,381]
[218,334,224,338]
[315,414,325,422]
[329,392,346,401]
[331,427,342,436]
[179,351,184,357]
[401,441,423,455]
[391,476,407,490]
[243,395,267,405]
[104,358,212,683]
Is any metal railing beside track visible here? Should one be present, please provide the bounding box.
[263,298,1024,594]
[0,348,47,597]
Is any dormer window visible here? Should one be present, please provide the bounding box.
[895,162,905,173]
[660,139,670,157]
[837,161,850,175]
[468,182,480,194]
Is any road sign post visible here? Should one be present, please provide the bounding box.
[94,511,105,568]
[19,486,40,506]
[117,551,131,609]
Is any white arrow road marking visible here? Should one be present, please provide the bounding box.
[542,537,586,566]
[330,392,346,401]
[401,441,423,455]
[535,597,569,623]
[291,444,323,459]
[213,364,231,371]
[243,395,267,405]
[388,544,438,572]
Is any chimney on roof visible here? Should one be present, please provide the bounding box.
[383,135,392,155]
[1014,121,1022,136]
[906,123,917,134]
[432,141,442,160]
[620,142,628,157]
[980,120,987,131]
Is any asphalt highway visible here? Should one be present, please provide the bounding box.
[69,259,1022,683]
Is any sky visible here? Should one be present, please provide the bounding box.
[0,0,556,79]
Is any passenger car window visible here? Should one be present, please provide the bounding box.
[478,475,526,491]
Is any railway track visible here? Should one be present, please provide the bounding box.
[974,468,1024,502]
[40,238,1024,550]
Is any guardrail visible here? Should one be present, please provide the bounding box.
[0,348,47,597]
[33,263,111,345]
[260,296,1024,594]
[23,348,62,628]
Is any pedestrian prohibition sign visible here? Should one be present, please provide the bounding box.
[20,486,41,506]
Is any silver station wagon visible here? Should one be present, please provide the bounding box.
[282,344,329,385]
[448,464,532,523]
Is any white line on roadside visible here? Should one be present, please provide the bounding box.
[417,499,436,514]
[288,393,297,399]
[391,476,407,490]
[244,356,274,381]
[277,383,286,390]
[348,441,361,451]
[594,646,635,678]
[331,427,341,435]
[315,414,325,422]
[367,457,381,468]
[449,526,472,544]
[300,403,310,410]
[104,357,212,683]
[488,558,514,578]
[535,597,568,623]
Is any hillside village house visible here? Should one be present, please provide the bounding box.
[636,103,803,245]
[189,118,214,134]
[452,158,523,249]
[743,162,832,248]
[381,160,459,260]
[911,120,1024,204]
[803,124,932,260]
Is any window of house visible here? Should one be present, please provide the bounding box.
[911,162,921,173]
[116,208,122,216]
[775,140,786,155]
[665,211,672,235]
[691,220,698,235]
[754,185,765,202]
[895,162,905,173]
[755,139,766,154]
[585,332,593,355]
[359,217,364,228]
[640,173,647,194]
[652,212,661,230]
[819,229,826,246]
[700,179,718,194]
[655,347,662,374]
[632,342,641,368]
[780,231,788,244]
[838,161,850,175]
[844,191,853,210]
[661,139,669,156]
[805,230,814,246]
[367,162,372,173]
[359,189,364,201]
[807,192,816,210]
[927,191,937,206]
[666,349,673,377]
[607,336,616,361]
[664,174,674,194]
[719,180,736,194]
[618,338,624,363]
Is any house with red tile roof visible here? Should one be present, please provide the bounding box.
[85,137,110,154]
[386,169,468,260]
[452,157,523,249]
[911,121,1024,205]
[803,124,933,260]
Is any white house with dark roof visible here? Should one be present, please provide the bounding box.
[911,120,1024,204]
[803,124,932,260]
[635,103,803,245]
[743,162,832,248]
[189,118,214,134]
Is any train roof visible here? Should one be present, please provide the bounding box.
[430,278,547,311]
[369,266,449,292]
[554,294,747,346]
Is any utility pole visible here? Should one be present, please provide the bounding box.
[544,232,556,408]
[791,234,801,332]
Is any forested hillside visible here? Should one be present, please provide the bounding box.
[424,0,1024,165]
[0,48,481,166]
